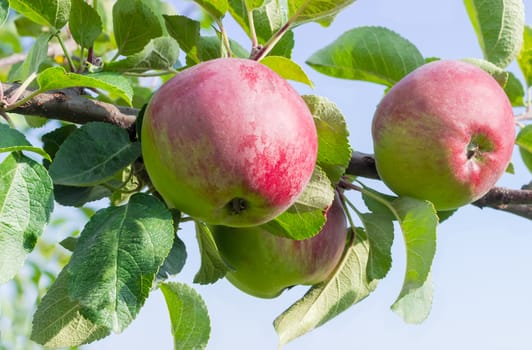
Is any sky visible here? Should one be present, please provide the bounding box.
[62,1,532,349]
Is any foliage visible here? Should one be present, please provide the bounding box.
[0,0,530,349]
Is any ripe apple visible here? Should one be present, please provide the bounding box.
[211,194,347,298]
[141,58,318,227]
[372,60,515,210]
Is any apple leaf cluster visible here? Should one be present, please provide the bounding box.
[0,0,530,349]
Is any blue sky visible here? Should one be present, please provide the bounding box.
[83,1,532,349]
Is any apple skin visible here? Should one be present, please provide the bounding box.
[211,194,347,299]
[372,60,515,210]
[141,58,317,227]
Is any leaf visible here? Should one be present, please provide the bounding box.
[69,0,103,48]
[31,268,111,347]
[191,36,249,63]
[10,32,52,82]
[390,197,438,324]
[160,282,211,350]
[37,66,134,105]
[53,184,113,207]
[228,0,294,58]
[193,222,228,285]
[104,37,179,73]
[307,26,425,86]
[287,0,356,26]
[41,124,78,166]
[516,125,532,173]
[261,56,313,86]
[0,123,51,160]
[274,228,377,347]
[9,0,71,28]
[157,235,187,281]
[194,0,228,19]
[113,0,163,56]
[460,57,509,86]
[517,25,532,87]
[0,153,54,284]
[164,15,201,63]
[358,213,394,281]
[0,0,8,25]
[66,193,174,333]
[48,122,141,186]
[245,0,265,10]
[464,0,525,68]
[303,95,351,185]
[260,166,334,239]
[504,71,525,107]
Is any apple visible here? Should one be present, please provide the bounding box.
[211,194,347,299]
[371,60,515,210]
[141,58,318,227]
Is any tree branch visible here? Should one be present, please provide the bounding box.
[2,83,531,220]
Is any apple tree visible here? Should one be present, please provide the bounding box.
[0,0,531,349]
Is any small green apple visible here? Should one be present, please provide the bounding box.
[141,58,318,227]
[211,194,347,298]
[372,60,515,210]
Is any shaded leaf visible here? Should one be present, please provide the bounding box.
[0,123,51,160]
[0,153,54,284]
[464,0,525,68]
[113,0,163,56]
[0,0,8,25]
[10,32,52,82]
[516,125,532,173]
[307,26,424,86]
[358,213,393,281]
[157,235,187,281]
[194,0,228,19]
[69,0,103,48]
[104,37,179,73]
[164,15,201,64]
[160,282,211,350]
[194,222,228,285]
[274,228,377,347]
[517,25,532,87]
[48,122,141,186]
[66,193,174,332]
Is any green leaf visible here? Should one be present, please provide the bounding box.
[0,123,51,160]
[113,0,163,56]
[14,16,44,37]
[0,153,54,284]
[261,56,313,86]
[104,37,179,73]
[307,26,425,86]
[460,57,509,86]
[0,0,8,25]
[516,125,532,173]
[358,213,394,281]
[10,32,52,82]
[194,222,228,284]
[504,71,525,106]
[37,66,134,105]
[31,268,111,347]
[66,193,174,332]
[164,15,201,64]
[245,0,265,9]
[229,0,294,58]
[194,0,228,19]
[274,228,377,347]
[191,36,249,63]
[9,0,71,28]
[69,0,103,48]
[53,184,113,207]
[48,122,141,187]
[287,0,356,26]
[303,95,351,184]
[260,166,334,239]
[390,197,438,324]
[160,282,211,350]
[517,25,532,87]
[41,124,78,165]
[464,0,525,68]
[157,235,187,281]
